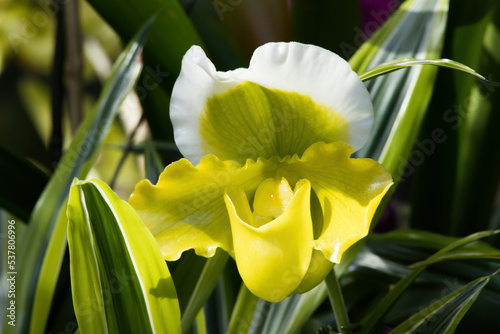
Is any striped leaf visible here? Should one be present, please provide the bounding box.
[67,179,181,333]
[359,58,484,82]
[390,271,498,334]
[4,20,151,334]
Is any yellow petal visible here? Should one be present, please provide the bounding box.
[224,179,314,302]
[129,155,277,261]
[295,249,334,294]
[283,142,393,264]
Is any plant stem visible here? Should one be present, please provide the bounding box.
[49,2,65,168]
[227,283,260,334]
[109,113,145,189]
[325,269,351,333]
[64,0,83,133]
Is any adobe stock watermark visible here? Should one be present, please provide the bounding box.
[396,74,500,183]
[8,0,70,53]
[6,219,17,327]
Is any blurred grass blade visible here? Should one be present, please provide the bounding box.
[389,271,498,334]
[359,58,485,81]
[360,229,499,333]
[408,230,500,267]
[67,179,180,333]
[451,4,500,235]
[361,267,425,334]
[4,21,151,334]
[0,147,48,222]
[281,285,328,334]
[409,250,500,268]
[87,0,204,81]
[144,138,165,184]
[181,251,229,332]
[408,2,496,235]
[227,284,260,334]
[196,309,207,334]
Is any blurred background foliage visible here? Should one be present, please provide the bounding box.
[1,0,500,333]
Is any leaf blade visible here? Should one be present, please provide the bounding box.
[389,271,498,334]
[6,20,152,334]
[359,58,485,81]
[67,179,181,333]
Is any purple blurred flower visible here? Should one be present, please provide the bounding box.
[360,0,397,37]
[373,201,397,233]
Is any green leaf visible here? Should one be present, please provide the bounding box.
[87,0,204,82]
[389,271,498,334]
[409,250,500,268]
[409,1,497,235]
[67,179,181,333]
[451,3,500,235]
[3,21,150,334]
[351,0,450,180]
[360,229,499,333]
[227,284,260,334]
[144,139,165,184]
[181,251,229,333]
[359,58,485,81]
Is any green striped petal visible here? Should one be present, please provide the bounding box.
[199,81,350,164]
[67,179,181,333]
[129,155,279,261]
[170,43,373,165]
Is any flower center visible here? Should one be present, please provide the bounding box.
[252,177,294,228]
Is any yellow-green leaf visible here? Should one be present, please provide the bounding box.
[359,57,485,82]
[67,179,181,333]
[6,20,151,334]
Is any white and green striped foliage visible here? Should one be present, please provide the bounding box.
[67,179,181,333]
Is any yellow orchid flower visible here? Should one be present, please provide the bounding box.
[129,42,393,303]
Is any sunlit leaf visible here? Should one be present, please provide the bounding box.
[359,58,485,81]
[67,179,180,333]
[181,251,229,333]
[3,21,150,334]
